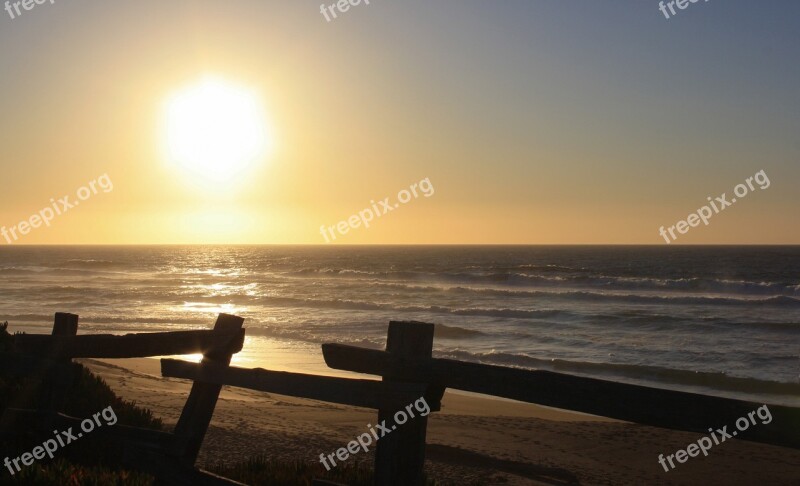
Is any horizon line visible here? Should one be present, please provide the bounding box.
[2,243,800,247]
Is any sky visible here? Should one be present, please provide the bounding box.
[0,0,798,244]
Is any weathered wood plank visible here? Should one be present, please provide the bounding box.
[42,313,80,426]
[52,312,79,336]
[0,313,81,432]
[161,359,427,410]
[172,314,245,467]
[374,321,439,486]
[47,313,79,389]
[322,343,800,450]
[14,329,245,359]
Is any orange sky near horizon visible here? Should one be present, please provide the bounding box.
[1,1,798,245]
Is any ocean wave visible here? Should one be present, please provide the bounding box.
[513,264,590,273]
[0,267,47,275]
[434,323,485,339]
[282,268,800,297]
[587,276,800,296]
[0,314,54,323]
[369,283,800,309]
[253,296,571,320]
[552,291,800,307]
[80,316,210,325]
[0,267,118,277]
[243,324,485,345]
[55,259,119,268]
[0,314,213,328]
[448,307,566,318]
[242,326,385,348]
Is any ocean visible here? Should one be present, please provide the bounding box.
[1,245,798,407]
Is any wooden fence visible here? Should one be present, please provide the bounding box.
[2,312,247,485]
[3,313,799,486]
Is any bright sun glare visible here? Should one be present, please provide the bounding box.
[163,77,270,180]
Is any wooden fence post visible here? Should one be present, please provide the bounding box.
[52,312,79,336]
[42,313,79,426]
[0,313,78,433]
[374,321,436,486]
[172,314,245,466]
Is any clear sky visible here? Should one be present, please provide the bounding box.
[1,0,798,244]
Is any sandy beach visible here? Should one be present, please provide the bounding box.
[79,357,800,485]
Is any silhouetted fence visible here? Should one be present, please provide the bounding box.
[2,312,246,485]
[3,313,799,486]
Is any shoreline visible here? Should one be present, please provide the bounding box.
[8,320,797,409]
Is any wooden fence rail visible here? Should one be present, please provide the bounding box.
[165,320,800,485]
[3,312,799,486]
[321,343,800,450]
[161,360,433,411]
[162,321,447,486]
[14,329,244,359]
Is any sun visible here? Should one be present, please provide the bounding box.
[162,76,271,181]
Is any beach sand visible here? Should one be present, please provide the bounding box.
[79,358,800,485]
